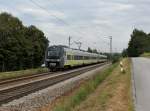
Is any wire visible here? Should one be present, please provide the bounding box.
[28,0,110,51]
[29,0,86,39]
[29,0,69,25]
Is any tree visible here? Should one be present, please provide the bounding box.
[87,47,98,53]
[122,49,128,57]
[92,49,98,53]
[0,12,49,72]
[127,29,150,57]
[87,47,92,53]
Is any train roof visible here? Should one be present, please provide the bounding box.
[48,45,68,48]
[48,45,107,57]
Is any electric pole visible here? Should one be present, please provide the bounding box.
[109,36,112,60]
[69,36,71,48]
[78,42,82,50]
[44,41,50,65]
[74,41,82,50]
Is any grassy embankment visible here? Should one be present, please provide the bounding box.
[41,58,134,111]
[141,52,150,58]
[0,68,48,81]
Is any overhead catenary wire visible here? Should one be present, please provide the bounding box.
[29,0,69,26]
[29,0,111,52]
[29,0,86,39]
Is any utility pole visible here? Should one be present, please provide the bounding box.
[44,41,50,65]
[78,42,82,50]
[68,36,82,50]
[69,36,71,48]
[74,41,82,50]
[109,36,112,60]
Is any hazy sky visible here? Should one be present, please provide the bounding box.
[0,0,150,52]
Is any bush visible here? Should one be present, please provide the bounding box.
[111,54,121,63]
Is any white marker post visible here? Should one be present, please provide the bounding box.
[120,61,125,73]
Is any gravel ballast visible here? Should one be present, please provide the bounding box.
[0,64,110,111]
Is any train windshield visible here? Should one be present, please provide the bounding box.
[47,46,62,59]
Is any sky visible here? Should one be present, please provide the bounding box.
[0,0,150,52]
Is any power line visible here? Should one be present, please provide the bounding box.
[29,0,86,39]
[69,36,71,48]
[29,0,69,25]
[109,36,112,60]
[29,0,110,51]
[29,0,89,50]
[45,0,90,37]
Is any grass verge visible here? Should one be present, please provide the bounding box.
[0,67,48,81]
[73,58,134,111]
[141,52,150,58]
[41,58,134,111]
[50,63,117,111]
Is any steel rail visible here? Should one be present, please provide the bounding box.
[0,72,55,85]
[0,62,108,105]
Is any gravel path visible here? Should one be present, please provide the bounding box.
[0,64,109,111]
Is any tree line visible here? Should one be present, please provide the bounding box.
[87,47,98,53]
[0,12,49,72]
[122,29,150,57]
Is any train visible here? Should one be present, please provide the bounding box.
[45,45,107,71]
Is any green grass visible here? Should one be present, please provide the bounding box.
[53,63,118,111]
[94,58,134,111]
[0,67,48,81]
[141,52,150,58]
[99,90,113,109]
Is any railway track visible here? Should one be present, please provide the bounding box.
[0,72,55,86]
[0,62,108,105]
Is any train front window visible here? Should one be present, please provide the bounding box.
[48,51,59,56]
[47,46,61,59]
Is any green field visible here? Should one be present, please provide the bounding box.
[141,52,150,58]
[0,68,48,81]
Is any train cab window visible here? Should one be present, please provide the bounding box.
[67,55,71,60]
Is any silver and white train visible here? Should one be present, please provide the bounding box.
[45,45,107,71]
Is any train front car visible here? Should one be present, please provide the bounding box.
[45,45,65,71]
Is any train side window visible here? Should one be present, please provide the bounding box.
[80,56,83,60]
[83,56,85,60]
[78,56,80,60]
[84,56,89,60]
[67,55,71,60]
[78,56,81,60]
[74,55,83,60]
[71,55,74,60]
[74,55,78,60]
